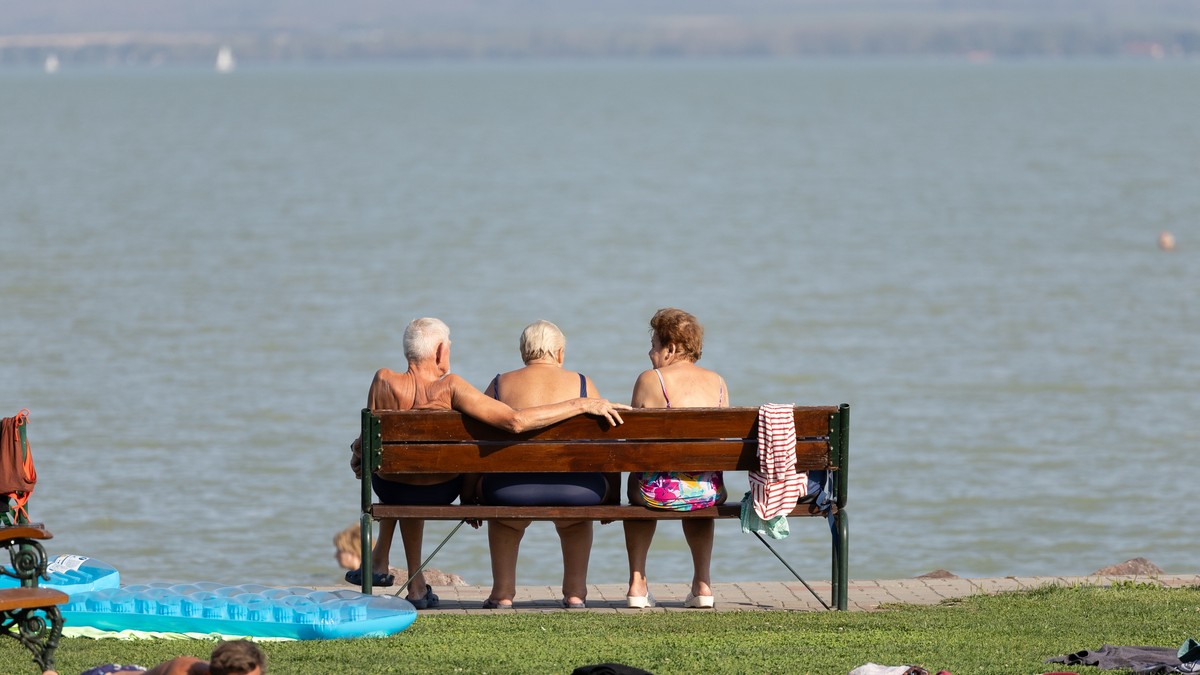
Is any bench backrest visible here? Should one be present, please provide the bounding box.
[362,404,849,506]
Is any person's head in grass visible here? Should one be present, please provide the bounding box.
[209,640,266,675]
[333,523,362,571]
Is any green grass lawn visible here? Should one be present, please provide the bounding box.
[8,583,1198,675]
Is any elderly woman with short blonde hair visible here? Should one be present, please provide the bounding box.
[478,320,617,609]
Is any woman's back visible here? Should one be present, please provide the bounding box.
[491,364,595,408]
[633,363,727,410]
[479,330,609,522]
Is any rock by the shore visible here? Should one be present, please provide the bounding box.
[916,569,958,579]
[387,567,469,587]
[1091,557,1163,576]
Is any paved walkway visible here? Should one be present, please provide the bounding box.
[341,574,1200,613]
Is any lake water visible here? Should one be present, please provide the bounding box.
[1,59,1197,590]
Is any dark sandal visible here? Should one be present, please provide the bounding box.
[409,585,440,610]
[481,597,513,609]
[344,568,396,587]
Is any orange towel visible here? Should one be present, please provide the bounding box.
[1,409,36,522]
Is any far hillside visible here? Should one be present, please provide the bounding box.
[3,0,1199,64]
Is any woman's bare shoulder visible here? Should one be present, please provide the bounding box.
[632,368,659,386]
[631,369,665,408]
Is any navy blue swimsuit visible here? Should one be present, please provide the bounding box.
[480,373,607,506]
[372,473,463,506]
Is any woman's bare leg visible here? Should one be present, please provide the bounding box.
[555,519,592,604]
[623,520,657,598]
[486,519,529,605]
[681,518,715,597]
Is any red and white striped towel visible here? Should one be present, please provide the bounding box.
[748,403,807,520]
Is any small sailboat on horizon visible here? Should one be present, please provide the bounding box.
[215,45,235,73]
[44,53,60,74]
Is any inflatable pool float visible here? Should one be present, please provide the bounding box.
[61,583,417,640]
[1,554,120,595]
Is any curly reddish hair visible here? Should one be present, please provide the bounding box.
[650,308,704,362]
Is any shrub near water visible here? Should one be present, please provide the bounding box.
[12,584,1199,675]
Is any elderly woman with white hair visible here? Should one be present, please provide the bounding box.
[477,320,618,610]
[349,318,627,610]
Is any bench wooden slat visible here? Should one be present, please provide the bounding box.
[378,406,840,442]
[370,502,832,521]
[378,439,834,475]
[0,587,68,611]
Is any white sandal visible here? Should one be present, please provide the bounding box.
[683,592,715,609]
[626,593,656,609]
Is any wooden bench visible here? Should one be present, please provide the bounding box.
[358,404,849,609]
[1,523,67,674]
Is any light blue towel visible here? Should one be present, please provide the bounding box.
[740,491,789,539]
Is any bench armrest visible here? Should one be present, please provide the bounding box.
[0,524,53,543]
[1,525,54,588]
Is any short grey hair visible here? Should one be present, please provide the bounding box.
[519,320,565,364]
[404,317,450,361]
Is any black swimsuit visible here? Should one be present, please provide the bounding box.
[480,373,607,506]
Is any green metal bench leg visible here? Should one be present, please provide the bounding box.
[360,513,374,595]
[2,604,62,674]
[831,509,849,610]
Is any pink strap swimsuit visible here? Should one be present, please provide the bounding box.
[636,370,726,511]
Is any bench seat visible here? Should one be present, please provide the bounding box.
[371,502,831,521]
[0,587,69,611]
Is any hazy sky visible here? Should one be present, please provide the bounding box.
[3,0,1196,35]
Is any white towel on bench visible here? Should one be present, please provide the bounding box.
[748,403,807,520]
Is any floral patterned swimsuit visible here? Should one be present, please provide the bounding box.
[635,369,727,511]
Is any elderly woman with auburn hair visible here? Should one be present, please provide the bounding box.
[624,308,729,609]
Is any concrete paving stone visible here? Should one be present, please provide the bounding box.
[1162,575,1200,588]
[967,578,1025,594]
[922,580,979,600]
[781,582,836,605]
[1007,576,1068,590]
[317,574,1198,613]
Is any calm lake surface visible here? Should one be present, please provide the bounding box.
[1,59,1197,589]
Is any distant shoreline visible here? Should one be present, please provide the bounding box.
[2,24,1198,68]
